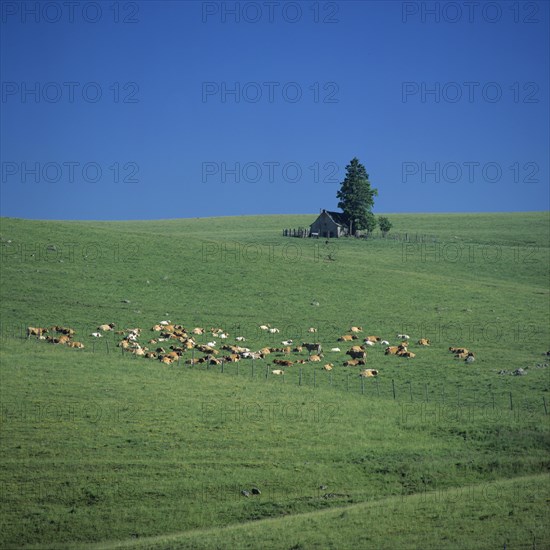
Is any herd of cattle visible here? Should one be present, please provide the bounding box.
[25,323,476,378]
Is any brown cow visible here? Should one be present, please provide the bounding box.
[272,369,285,375]
[417,338,430,346]
[338,335,357,342]
[349,345,365,352]
[273,359,293,367]
[51,326,75,336]
[309,354,322,362]
[364,336,380,343]
[98,323,115,331]
[343,359,360,367]
[359,369,379,377]
[346,346,367,360]
[397,351,415,358]
[67,341,84,349]
[385,346,403,355]
[350,326,363,333]
[449,347,468,354]
[27,327,48,338]
[196,345,217,354]
[323,364,333,371]
[221,344,238,352]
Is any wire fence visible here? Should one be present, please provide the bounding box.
[282,228,439,242]
[161,351,547,418]
[4,333,548,417]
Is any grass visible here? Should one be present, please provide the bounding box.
[0,212,549,548]
[78,474,550,550]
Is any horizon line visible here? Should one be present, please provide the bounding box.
[1,210,548,223]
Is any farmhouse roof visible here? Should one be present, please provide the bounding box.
[323,210,349,227]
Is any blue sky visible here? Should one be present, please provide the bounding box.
[1,0,548,220]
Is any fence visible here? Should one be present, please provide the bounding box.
[186,359,547,415]
[361,232,439,242]
[282,228,311,238]
[4,333,548,417]
[282,229,438,242]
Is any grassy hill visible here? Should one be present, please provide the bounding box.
[0,212,549,549]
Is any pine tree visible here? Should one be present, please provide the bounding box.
[336,158,378,235]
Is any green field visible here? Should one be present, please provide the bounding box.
[1,212,549,549]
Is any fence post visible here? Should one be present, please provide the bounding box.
[392,379,396,400]
[299,368,302,386]
[313,369,316,388]
[221,360,224,373]
[265,365,268,379]
[543,396,548,415]
[409,381,413,402]
[425,383,428,402]
[509,392,513,410]
[376,378,380,397]
[361,377,364,395]
[347,373,350,392]
[237,362,239,376]
[330,372,333,386]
